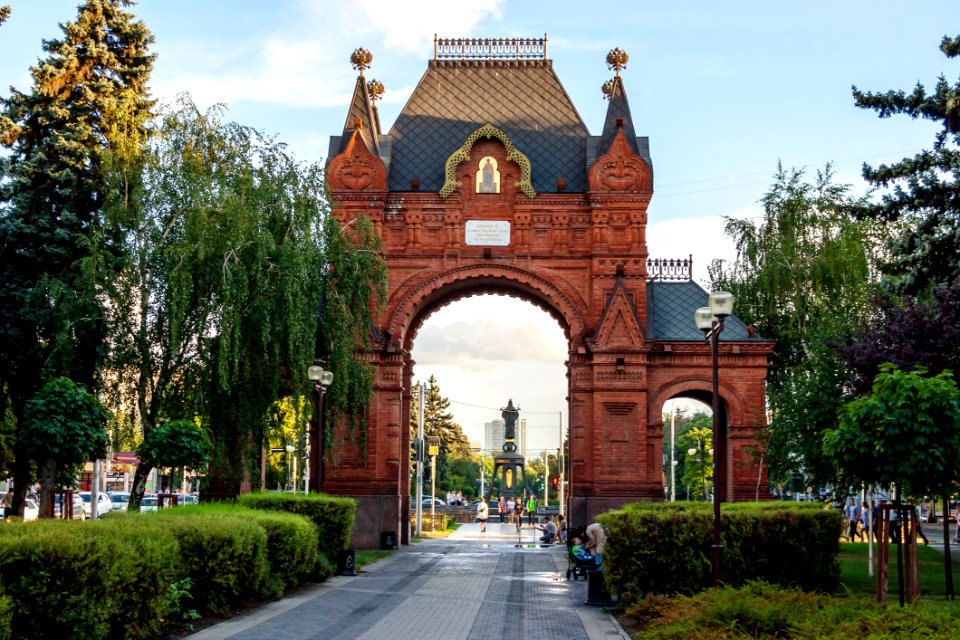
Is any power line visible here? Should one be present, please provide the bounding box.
[448,399,561,415]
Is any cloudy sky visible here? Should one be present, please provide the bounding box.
[1,1,953,451]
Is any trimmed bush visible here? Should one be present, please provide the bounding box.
[0,581,12,640]
[599,502,841,602]
[0,497,348,638]
[622,580,960,639]
[141,509,268,614]
[237,493,355,560]
[0,518,178,639]
[159,504,318,595]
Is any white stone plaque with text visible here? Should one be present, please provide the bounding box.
[465,220,511,246]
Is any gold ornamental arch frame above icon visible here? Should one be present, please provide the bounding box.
[439,123,536,199]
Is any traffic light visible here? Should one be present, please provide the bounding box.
[551,476,559,489]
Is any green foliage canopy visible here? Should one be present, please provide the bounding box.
[21,376,108,473]
[824,365,960,497]
[711,164,881,487]
[137,419,211,472]
[852,35,960,294]
[0,0,153,492]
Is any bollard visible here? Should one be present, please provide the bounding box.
[336,548,357,576]
[381,531,398,550]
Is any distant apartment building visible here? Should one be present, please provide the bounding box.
[485,417,527,456]
[484,419,505,452]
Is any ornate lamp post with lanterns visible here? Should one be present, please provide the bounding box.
[694,291,734,588]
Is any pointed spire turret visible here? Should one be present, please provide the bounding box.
[598,48,639,157]
[339,48,382,156]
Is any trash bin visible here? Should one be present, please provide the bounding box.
[585,569,612,606]
[336,548,357,576]
[381,530,398,550]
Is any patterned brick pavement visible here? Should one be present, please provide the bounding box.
[186,522,628,640]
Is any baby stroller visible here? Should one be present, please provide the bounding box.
[565,525,593,581]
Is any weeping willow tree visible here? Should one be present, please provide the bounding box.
[103,97,332,506]
[710,164,884,489]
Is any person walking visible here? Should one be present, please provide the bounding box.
[476,497,489,533]
[506,497,516,526]
[514,497,524,532]
[498,496,507,523]
[526,495,537,525]
[860,500,878,543]
[844,498,861,542]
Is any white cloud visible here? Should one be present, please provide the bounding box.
[150,0,503,111]
[647,208,761,285]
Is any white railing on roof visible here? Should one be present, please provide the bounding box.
[434,35,547,60]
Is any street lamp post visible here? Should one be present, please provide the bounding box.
[307,365,334,494]
[694,290,734,588]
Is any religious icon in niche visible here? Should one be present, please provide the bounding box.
[476,156,500,194]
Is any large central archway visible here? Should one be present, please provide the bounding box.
[321,38,774,547]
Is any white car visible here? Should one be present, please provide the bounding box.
[78,491,113,518]
[108,492,130,511]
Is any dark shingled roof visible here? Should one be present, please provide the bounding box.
[334,75,382,158]
[598,75,639,156]
[386,59,589,193]
[329,53,651,193]
[647,281,764,342]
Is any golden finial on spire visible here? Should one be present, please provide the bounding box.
[606,47,628,75]
[350,47,373,75]
[366,78,384,103]
[601,79,615,100]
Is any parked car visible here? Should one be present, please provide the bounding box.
[108,491,130,511]
[139,495,159,512]
[78,491,112,518]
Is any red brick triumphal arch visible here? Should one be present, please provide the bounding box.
[322,38,774,548]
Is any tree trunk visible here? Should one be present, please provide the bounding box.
[127,462,153,511]
[38,458,57,518]
[943,489,955,600]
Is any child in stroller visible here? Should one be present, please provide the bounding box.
[565,525,595,581]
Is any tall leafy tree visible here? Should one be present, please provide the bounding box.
[0,0,153,514]
[837,277,960,395]
[851,35,960,295]
[680,424,713,501]
[711,164,881,489]
[20,377,108,517]
[409,375,470,488]
[824,365,960,605]
[103,97,334,507]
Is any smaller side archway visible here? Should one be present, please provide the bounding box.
[649,376,756,503]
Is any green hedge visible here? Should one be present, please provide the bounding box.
[599,502,842,602]
[0,502,331,639]
[237,492,355,560]
[160,504,319,594]
[0,518,177,640]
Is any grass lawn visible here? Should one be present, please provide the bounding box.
[355,549,392,570]
[838,541,960,599]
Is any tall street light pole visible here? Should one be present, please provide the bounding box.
[307,365,334,494]
[694,290,734,589]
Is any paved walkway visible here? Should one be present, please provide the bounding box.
[185,521,628,640]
